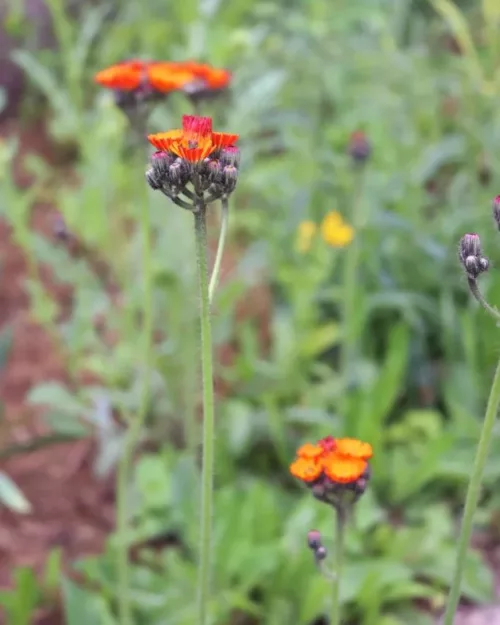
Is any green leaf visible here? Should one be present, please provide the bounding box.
[0,472,32,514]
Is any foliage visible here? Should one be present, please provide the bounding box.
[1,0,500,623]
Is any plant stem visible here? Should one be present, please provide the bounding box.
[467,277,500,324]
[442,357,500,625]
[208,196,229,306]
[330,508,345,625]
[341,168,365,400]
[116,193,154,625]
[194,206,216,625]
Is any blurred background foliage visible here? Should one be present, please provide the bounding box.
[1,0,500,623]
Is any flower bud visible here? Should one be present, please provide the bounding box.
[458,233,482,264]
[168,160,189,189]
[493,196,500,231]
[348,131,371,164]
[315,546,327,561]
[207,159,222,184]
[307,530,322,551]
[222,164,238,194]
[220,146,240,168]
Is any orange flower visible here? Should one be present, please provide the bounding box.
[335,438,373,460]
[148,65,197,92]
[148,115,239,163]
[290,457,322,482]
[322,453,367,484]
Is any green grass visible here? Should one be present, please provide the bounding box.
[2,0,500,623]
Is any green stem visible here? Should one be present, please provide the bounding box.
[194,206,216,625]
[442,357,500,625]
[116,193,154,625]
[330,508,345,625]
[208,196,229,306]
[341,169,365,397]
[467,277,500,324]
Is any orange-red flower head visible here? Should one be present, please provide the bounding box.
[94,59,232,103]
[289,435,372,509]
[148,115,239,164]
[145,115,240,203]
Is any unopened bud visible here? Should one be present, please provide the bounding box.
[220,146,240,168]
[315,546,327,561]
[146,166,162,190]
[493,196,500,231]
[458,233,482,264]
[207,159,222,184]
[348,131,371,164]
[307,530,322,551]
[222,164,238,194]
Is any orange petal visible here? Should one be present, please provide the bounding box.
[148,66,195,92]
[94,65,143,90]
[172,136,214,162]
[289,457,322,482]
[335,438,373,460]
[148,130,183,151]
[297,443,324,460]
[211,132,239,150]
[322,453,366,484]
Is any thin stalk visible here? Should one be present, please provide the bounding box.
[208,196,229,305]
[467,276,500,324]
[442,357,500,625]
[116,191,154,625]
[330,508,345,625]
[194,206,216,625]
[341,168,365,397]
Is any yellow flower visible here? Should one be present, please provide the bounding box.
[320,211,354,247]
[296,220,317,252]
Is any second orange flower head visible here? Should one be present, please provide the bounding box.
[290,435,373,509]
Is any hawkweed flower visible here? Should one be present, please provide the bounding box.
[291,436,372,625]
[95,60,231,109]
[147,115,239,206]
[320,212,354,248]
[290,436,372,511]
[347,130,371,165]
[145,118,240,625]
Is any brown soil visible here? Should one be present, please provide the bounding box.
[0,119,115,624]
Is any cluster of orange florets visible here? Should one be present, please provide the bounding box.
[290,436,372,502]
[94,59,231,98]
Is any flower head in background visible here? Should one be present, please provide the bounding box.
[296,212,354,252]
[146,115,240,204]
[95,59,232,108]
[290,436,372,510]
[321,212,354,247]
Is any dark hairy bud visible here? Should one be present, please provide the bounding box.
[307,530,322,551]
[222,164,238,194]
[315,546,327,561]
[459,233,482,264]
[458,233,489,279]
[220,146,240,168]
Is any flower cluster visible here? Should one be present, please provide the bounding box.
[146,115,240,206]
[94,59,231,106]
[290,436,372,509]
[297,211,354,252]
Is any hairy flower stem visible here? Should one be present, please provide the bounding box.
[467,277,500,324]
[442,358,500,625]
[194,205,216,625]
[341,168,365,402]
[116,193,154,625]
[330,508,345,625]
[208,196,229,305]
